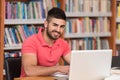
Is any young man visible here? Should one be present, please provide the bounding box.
[20,7,71,77]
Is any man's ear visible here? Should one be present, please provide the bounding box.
[44,21,48,28]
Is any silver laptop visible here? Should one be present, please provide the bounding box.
[69,50,112,80]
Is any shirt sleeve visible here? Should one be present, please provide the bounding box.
[21,37,37,54]
[62,41,71,56]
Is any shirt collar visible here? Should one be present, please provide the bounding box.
[37,28,60,47]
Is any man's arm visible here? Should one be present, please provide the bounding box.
[22,53,70,76]
[63,52,71,64]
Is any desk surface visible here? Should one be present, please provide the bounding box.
[14,76,68,80]
[14,76,55,80]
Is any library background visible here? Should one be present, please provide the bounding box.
[0,0,119,80]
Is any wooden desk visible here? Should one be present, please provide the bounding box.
[14,76,55,80]
[14,76,68,80]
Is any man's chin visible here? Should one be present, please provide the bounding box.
[53,35,60,39]
[52,37,59,40]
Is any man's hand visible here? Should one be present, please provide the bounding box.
[57,65,70,75]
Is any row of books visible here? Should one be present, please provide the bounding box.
[117,2,120,17]
[65,17,110,34]
[4,51,21,58]
[6,1,46,19]
[5,0,111,19]
[5,0,60,19]
[43,0,60,12]
[116,24,120,40]
[4,25,43,47]
[65,0,111,12]
[66,37,109,50]
[116,46,120,56]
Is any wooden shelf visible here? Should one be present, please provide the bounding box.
[65,32,111,38]
[4,46,22,50]
[66,12,112,17]
[5,19,45,25]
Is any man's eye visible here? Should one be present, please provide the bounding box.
[53,24,58,26]
[60,26,65,28]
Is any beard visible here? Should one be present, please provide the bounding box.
[46,27,61,40]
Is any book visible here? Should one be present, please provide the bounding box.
[118,24,120,40]
[101,39,109,49]
[16,25,26,42]
[9,28,17,46]
[100,0,107,12]
[23,25,30,37]
[11,27,19,44]
[84,0,91,12]
[14,27,22,46]
[92,0,99,12]
[4,31,9,47]
[6,2,12,19]
[5,27,13,46]
[117,3,120,18]
[17,2,22,19]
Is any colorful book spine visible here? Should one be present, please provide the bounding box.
[5,28,13,46]
[118,24,120,40]
[118,3,120,17]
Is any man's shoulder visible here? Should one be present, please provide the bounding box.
[27,34,37,40]
[23,34,38,43]
[57,38,68,45]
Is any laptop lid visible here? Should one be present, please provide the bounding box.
[69,50,112,80]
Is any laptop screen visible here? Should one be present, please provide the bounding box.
[69,50,112,80]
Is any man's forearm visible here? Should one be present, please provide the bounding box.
[24,65,59,76]
[24,65,69,76]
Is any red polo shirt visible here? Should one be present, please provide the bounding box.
[20,28,71,77]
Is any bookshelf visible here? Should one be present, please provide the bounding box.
[4,0,47,57]
[0,0,117,80]
[62,0,115,51]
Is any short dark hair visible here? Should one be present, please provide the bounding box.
[46,7,66,22]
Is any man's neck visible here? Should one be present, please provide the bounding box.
[42,31,55,46]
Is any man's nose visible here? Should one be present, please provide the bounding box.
[56,26,61,32]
